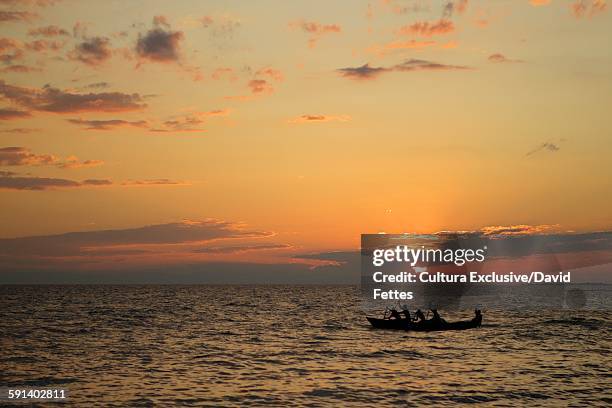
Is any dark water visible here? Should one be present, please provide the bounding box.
[1,285,611,407]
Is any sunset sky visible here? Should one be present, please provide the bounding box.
[1,0,610,281]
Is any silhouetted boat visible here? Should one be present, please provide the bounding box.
[366,315,482,331]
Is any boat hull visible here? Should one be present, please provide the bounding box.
[366,316,481,331]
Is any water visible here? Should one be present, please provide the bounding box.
[1,285,610,406]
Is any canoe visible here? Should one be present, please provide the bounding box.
[366,316,482,331]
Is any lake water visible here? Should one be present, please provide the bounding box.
[1,285,610,406]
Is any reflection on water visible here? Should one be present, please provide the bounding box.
[1,285,610,406]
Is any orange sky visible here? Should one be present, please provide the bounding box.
[0,0,611,278]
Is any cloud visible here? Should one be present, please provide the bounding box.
[24,38,64,52]
[256,67,284,82]
[481,224,560,236]
[67,110,228,133]
[442,0,469,18]
[149,109,229,133]
[57,156,104,169]
[211,67,237,81]
[136,16,184,63]
[0,80,146,113]
[81,179,112,185]
[243,68,283,95]
[289,20,341,48]
[0,10,37,23]
[223,67,283,99]
[194,243,292,254]
[67,118,148,130]
[338,59,469,80]
[199,15,241,40]
[0,0,60,6]
[488,53,524,63]
[247,79,273,94]
[526,141,562,156]
[377,0,430,15]
[0,172,111,190]
[288,114,351,124]
[394,58,469,71]
[571,0,607,18]
[0,127,35,133]
[69,36,112,66]
[0,108,31,120]
[27,25,69,36]
[121,179,190,186]
[0,146,56,165]
[529,0,551,6]
[0,146,103,169]
[397,19,455,36]
[0,37,24,63]
[1,64,41,73]
[134,16,202,81]
[0,219,273,256]
[337,63,388,80]
[0,219,333,281]
[366,39,437,56]
[0,37,21,51]
[85,81,109,89]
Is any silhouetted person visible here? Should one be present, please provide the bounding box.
[430,309,444,324]
[473,309,482,326]
[389,309,402,320]
[400,309,411,320]
[414,309,426,322]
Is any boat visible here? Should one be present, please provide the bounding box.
[366,313,482,331]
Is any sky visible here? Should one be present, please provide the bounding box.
[0,0,611,282]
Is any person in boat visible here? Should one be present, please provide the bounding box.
[473,309,483,326]
[400,308,411,320]
[413,309,426,322]
[388,308,403,320]
[430,309,445,324]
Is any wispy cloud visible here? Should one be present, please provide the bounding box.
[67,118,148,130]
[289,20,341,48]
[288,114,351,124]
[150,109,230,133]
[242,67,284,95]
[0,80,146,113]
[526,141,563,156]
[366,39,436,56]
[0,146,55,165]
[0,172,111,190]
[0,219,274,257]
[57,156,104,169]
[529,0,551,6]
[397,19,455,37]
[481,224,560,236]
[571,0,607,18]
[27,24,69,36]
[1,64,42,73]
[442,0,469,18]
[0,10,38,23]
[0,108,31,120]
[338,59,470,80]
[0,127,36,133]
[337,63,388,80]
[121,179,190,186]
[0,146,103,169]
[0,0,61,6]
[67,110,229,133]
[488,53,524,63]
